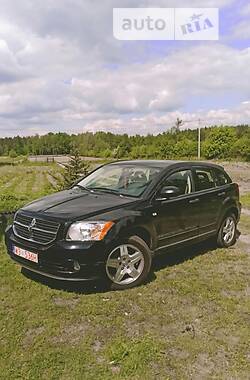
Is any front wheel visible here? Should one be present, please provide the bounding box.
[105,235,152,290]
[217,214,237,248]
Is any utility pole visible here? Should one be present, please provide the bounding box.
[198,118,201,159]
[172,118,204,159]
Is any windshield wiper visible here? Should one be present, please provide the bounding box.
[88,187,122,196]
[73,184,92,192]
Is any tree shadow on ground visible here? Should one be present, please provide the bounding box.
[21,238,221,295]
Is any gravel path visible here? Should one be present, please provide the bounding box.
[242,208,250,216]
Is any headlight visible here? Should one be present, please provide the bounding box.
[66,221,114,241]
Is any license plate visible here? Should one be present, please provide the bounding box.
[13,246,38,263]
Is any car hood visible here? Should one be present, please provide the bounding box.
[21,189,138,220]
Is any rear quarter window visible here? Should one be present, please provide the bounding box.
[212,168,231,186]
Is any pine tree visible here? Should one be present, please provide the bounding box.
[52,148,90,190]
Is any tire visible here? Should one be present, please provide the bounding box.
[105,235,152,290]
[217,213,237,248]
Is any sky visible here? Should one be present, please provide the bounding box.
[0,0,249,137]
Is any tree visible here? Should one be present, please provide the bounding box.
[203,127,237,159]
[53,149,90,190]
[232,136,250,161]
[1,125,250,161]
[113,145,125,159]
[171,117,183,134]
[173,139,197,158]
[102,148,113,158]
[9,149,17,158]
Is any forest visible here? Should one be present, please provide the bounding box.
[0,125,249,161]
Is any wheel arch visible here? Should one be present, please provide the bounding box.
[119,225,154,250]
[217,205,239,231]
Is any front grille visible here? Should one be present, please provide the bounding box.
[13,212,60,245]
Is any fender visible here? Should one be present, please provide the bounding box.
[217,197,240,231]
[111,215,157,251]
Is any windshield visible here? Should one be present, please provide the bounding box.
[76,164,161,197]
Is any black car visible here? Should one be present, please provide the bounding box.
[5,160,241,290]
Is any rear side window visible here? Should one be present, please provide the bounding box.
[194,168,216,191]
[212,168,231,186]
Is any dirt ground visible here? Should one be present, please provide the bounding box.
[218,162,250,254]
[218,161,250,195]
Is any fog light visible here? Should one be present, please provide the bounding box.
[73,260,81,271]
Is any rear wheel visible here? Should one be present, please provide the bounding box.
[217,213,237,248]
[105,235,152,290]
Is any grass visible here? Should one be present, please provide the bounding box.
[0,163,57,212]
[241,193,250,209]
[1,221,250,379]
[0,163,250,379]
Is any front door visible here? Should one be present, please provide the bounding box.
[152,169,200,250]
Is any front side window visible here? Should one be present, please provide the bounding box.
[194,168,216,191]
[76,164,161,197]
[161,170,193,196]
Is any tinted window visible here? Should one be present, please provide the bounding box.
[77,164,161,197]
[194,168,216,191]
[212,168,231,186]
[162,170,193,195]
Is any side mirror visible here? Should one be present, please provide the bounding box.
[156,186,181,201]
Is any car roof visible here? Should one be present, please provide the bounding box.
[109,160,224,170]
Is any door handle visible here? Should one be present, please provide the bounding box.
[189,198,200,204]
[218,191,226,197]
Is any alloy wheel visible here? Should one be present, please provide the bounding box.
[106,244,145,285]
[222,216,236,244]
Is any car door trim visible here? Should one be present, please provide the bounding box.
[155,229,217,251]
[189,198,200,204]
[218,191,226,197]
[158,226,198,241]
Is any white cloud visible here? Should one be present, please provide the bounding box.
[1,43,250,136]
[232,21,250,40]
[141,0,233,7]
[79,101,250,135]
[230,2,250,40]
[67,44,250,115]
[240,3,250,16]
[0,0,248,137]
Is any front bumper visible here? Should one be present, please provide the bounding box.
[5,226,110,281]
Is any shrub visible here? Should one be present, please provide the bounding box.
[203,127,237,159]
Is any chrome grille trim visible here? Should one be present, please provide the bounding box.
[13,212,60,245]
[14,221,55,235]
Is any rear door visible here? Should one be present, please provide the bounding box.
[211,166,234,220]
[152,169,200,249]
[192,166,225,236]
